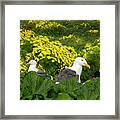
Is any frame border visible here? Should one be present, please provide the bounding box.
[0,0,119,119]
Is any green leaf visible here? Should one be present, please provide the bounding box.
[55,93,73,100]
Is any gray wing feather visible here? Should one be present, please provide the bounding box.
[58,69,76,80]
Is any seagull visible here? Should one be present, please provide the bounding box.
[28,60,53,79]
[28,60,38,72]
[57,57,90,83]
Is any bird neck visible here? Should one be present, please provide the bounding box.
[69,62,82,75]
[28,64,38,72]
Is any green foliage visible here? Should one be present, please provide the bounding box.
[74,77,100,100]
[55,93,73,100]
[20,72,100,100]
[20,72,54,100]
[53,77,100,100]
[20,20,100,100]
[80,40,100,82]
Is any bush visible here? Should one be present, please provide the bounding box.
[20,20,100,80]
[20,32,77,76]
[20,72,100,100]
[20,72,54,100]
[20,20,100,100]
[80,40,100,82]
[54,77,100,100]
[74,77,100,100]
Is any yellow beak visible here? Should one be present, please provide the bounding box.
[83,64,90,69]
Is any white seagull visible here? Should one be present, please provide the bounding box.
[28,60,38,72]
[28,60,53,79]
[58,57,90,83]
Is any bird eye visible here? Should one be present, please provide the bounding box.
[81,59,83,61]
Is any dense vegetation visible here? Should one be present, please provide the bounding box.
[20,20,100,100]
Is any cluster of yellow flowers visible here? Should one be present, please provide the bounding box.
[20,29,77,75]
[20,20,100,79]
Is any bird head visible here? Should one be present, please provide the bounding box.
[74,57,90,69]
[29,60,37,65]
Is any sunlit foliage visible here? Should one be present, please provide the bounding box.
[20,20,100,100]
[20,72,100,100]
